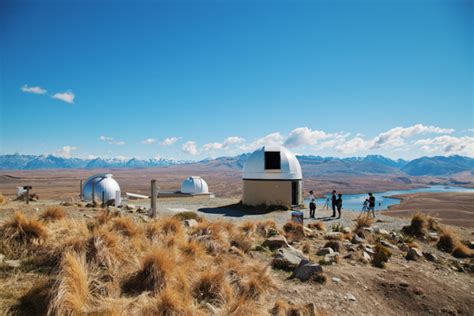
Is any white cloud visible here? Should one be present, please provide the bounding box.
[415,136,474,156]
[182,141,199,155]
[371,124,454,149]
[52,91,75,104]
[99,135,125,146]
[223,136,245,147]
[336,137,371,154]
[240,132,284,151]
[160,137,180,146]
[141,138,156,145]
[54,145,77,158]
[21,84,47,95]
[203,142,223,151]
[284,127,348,148]
[154,154,161,160]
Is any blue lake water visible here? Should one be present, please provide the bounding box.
[304,185,474,211]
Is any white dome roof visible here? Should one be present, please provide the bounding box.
[83,174,121,202]
[181,176,209,194]
[242,145,302,180]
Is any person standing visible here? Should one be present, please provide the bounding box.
[367,192,376,218]
[308,190,316,219]
[336,193,343,218]
[331,190,337,217]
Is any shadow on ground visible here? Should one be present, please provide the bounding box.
[198,203,288,218]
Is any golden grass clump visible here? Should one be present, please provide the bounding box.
[192,268,232,307]
[452,243,473,258]
[40,206,66,222]
[172,211,202,222]
[0,193,7,205]
[308,221,325,231]
[122,247,175,295]
[49,251,90,315]
[112,217,139,237]
[154,287,195,316]
[354,214,374,234]
[0,212,48,253]
[239,220,256,236]
[372,243,391,268]
[237,263,275,301]
[437,231,456,253]
[255,219,278,237]
[269,299,317,316]
[283,221,305,242]
[86,229,121,270]
[230,233,253,253]
[402,213,427,237]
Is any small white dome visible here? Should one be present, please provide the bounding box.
[242,145,302,180]
[83,174,120,202]
[181,176,209,195]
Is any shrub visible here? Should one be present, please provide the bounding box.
[192,269,231,306]
[255,220,278,237]
[40,206,66,222]
[452,244,472,258]
[324,241,341,252]
[437,232,456,253]
[308,221,325,231]
[372,243,391,268]
[0,193,7,205]
[283,221,305,242]
[112,217,139,237]
[402,213,427,237]
[122,247,174,295]
[49,251,89,315]
[173,211,202,222]
[0,212,48,252]
[354,214,373,234]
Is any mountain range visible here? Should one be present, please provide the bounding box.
[0,153,473,177]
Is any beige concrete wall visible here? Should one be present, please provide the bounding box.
[242,180,302,207]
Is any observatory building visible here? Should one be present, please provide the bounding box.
[242,145,303,207]
[181,176,209,195]
[83,174,121,203]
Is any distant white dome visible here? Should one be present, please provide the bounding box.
[181,176,209,195]
[242,145,302,180]
[83,174,120,202]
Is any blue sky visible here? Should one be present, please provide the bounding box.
[0,0,472,160]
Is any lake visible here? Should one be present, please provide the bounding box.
[305,185,474,211]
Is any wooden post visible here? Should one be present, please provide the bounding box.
[91,181,95,203]
[25,186,30,205]
[151,179,157,218]
[102,191,105,207]
[79,180,83,200]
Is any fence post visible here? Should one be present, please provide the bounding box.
[151,179,157,218]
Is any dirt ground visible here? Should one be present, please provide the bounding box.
[384,192,474,228]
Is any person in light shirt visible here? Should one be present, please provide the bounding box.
[308,190,316,219]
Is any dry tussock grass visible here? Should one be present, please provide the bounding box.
[39,206,65,222]
[437,230,456,253]
[308,221,325,231]
[283,221,305,242]
[0,193,7,205]
[402,213,427,237]
[354,214,374,235]
[2,210,309,314]
[0,212,48,255]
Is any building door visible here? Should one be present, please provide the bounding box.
[292,181,299,205]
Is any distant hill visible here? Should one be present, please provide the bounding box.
[0,153,472,177]
[402,155,474,176]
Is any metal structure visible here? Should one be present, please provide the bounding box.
[242,145,303,207]
[82,174,120,203]
[180,176,209,195]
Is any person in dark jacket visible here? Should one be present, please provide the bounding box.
[308,190,316,219]
[336,193,342,218]
[367,192,376,218]
[331,190,337,217]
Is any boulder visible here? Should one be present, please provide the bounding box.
[324,232,343,240]
[323,252,340,264]
[316,247,334,256]
[290,260,323,281]
[351,234,364,244]
[184,219,199,229]
[423,252,437,262]
[406,247,423,261]
[272,247,309,270]
[262,236,290,250]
